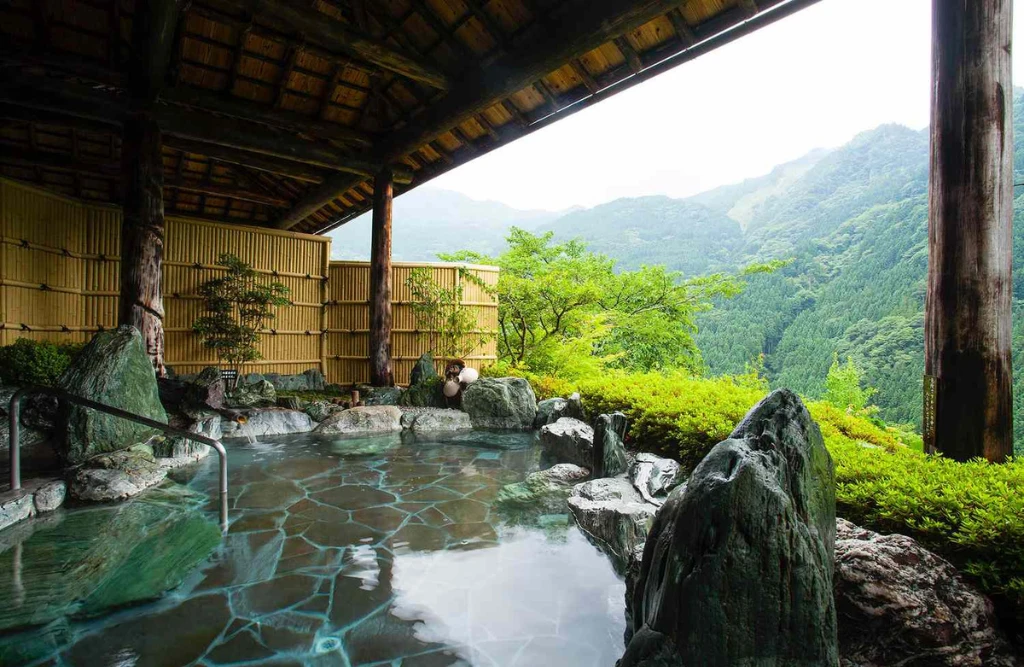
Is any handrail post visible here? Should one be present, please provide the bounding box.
[7,386,230,533]
[8,388,26,492]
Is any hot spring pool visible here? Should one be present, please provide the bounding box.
[1,431,626,666]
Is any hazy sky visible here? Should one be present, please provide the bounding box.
[419,0,1024,212]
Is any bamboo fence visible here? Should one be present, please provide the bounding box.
[0,179,498,384]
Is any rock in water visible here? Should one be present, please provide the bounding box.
[539,418,594,468]
[567,477,656,568]
[620,389,838,667]
[495,463,591,520]
[399,408,473,432]
[834,519,1019,667]
[58,326,167,464]
[314,406,403,434]
[629,453,683,506]
[593,412,628,477]
[461,377,537,430]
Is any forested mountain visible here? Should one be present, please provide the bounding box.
[696,91,1024,453]
[332,91,1024,450]
[329,188,565,261]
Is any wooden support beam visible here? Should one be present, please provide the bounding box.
[163,179,291,208]
[925,0,1013,462]
[0,75,409,184]
[284,0,691,224]
[153,106,412,182]
[210,0,449,89]
[163,137,328,184]
[160,85,373,146]
[369,168,394,387]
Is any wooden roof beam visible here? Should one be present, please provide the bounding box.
[160,86,373,147]
[207,0,450,90]
[279,0,692,230]
[0,76,411,185]
[164,138,327,184]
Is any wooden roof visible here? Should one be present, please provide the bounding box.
[0,0,817,235]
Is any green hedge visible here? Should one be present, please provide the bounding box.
[0,338,84,387]
[510,368,1023,632]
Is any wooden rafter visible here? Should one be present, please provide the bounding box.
[207,0,450,89]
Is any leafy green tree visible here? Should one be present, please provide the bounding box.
[404,267,489,360]
[192,254,290,379]
[443,229,773,378]
[823,353,877,416]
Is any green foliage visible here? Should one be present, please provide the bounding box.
[0,338,84,387]
[403,267,490,360]
[191,254,290,375]
[823,354,877,416]
[445,228,764,379]
[577,370,770,471]
[511,368,1022,626]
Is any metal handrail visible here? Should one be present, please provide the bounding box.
[8,387,229,533]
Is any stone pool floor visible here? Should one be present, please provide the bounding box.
[1,431,626,666]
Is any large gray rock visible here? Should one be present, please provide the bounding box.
[620,389,838,667]
[221,409,315,438]
[567,477,656,567]
[153,413,221,468]
[70,447,167,502]
[58,326,167,464]
[461,377,537,430]
[0,493,35,533]
[539,417,594,468]
[399,408,473,432]
[305,400,337,422]
[835,519,1019,667]
[185,366,225,412]
[534,393,585,427]
[314,406,403,435]
[629,453,683,506]
[593,412,628,477]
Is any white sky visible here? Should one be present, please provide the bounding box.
[423,0,1024,212]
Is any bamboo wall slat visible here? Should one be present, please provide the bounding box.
[327,261,499,385]
[0,180,499,385]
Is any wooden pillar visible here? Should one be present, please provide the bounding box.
[925,0,1013,462]
[369,168,394,386]
[117,0,184,376]
[119,112,167,376]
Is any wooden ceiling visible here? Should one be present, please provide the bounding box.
[0,0,818,235]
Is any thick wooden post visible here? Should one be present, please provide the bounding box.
[117,0,184,376]
[925,0,1013,462]
[119,112,167,376]
[369,168,394,386]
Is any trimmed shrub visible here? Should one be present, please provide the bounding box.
[0,338,84,387]
[513,369,1023,633]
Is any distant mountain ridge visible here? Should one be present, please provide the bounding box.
[329,188,566,261]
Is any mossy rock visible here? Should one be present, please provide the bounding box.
[58,326,167,464]
[399,376,446,408]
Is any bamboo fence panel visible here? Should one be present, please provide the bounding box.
[327,261,499,385]
[1,180,499,385]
